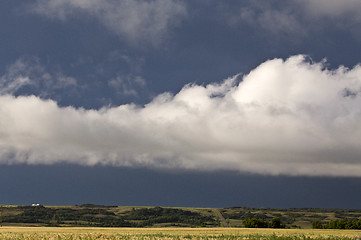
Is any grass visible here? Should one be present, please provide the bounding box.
[0,227,361,240]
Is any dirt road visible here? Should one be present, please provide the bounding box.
[213,209,227,227]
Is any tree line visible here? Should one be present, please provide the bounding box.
[243,217,286,228]
[312,219,361,229]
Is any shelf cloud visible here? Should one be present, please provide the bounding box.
[1,55,361,176]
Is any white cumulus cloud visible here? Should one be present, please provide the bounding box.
[30,0,187,45]
[1,55,361,176]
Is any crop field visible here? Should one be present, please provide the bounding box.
[0,227,361,240]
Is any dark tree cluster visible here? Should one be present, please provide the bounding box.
[312,219,361,229]
[125,207,216,227]
[243,217,286,229]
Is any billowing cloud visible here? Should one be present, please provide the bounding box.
[30,0,187,45]
[2,55,361,176]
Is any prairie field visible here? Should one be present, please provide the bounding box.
[0,227,361,240]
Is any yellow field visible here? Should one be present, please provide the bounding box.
[0,227,361,240]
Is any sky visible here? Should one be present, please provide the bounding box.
[1,0,361,208]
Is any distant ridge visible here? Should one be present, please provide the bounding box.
[1,205,361,229]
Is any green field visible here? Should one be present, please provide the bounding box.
[0,227,361,239]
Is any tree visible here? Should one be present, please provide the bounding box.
[312,221,323,229]
[269,217,285,228]
[243,218,268,228]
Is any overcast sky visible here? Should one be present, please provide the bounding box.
[1,0,361,208]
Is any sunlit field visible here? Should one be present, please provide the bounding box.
[1,227,361,240]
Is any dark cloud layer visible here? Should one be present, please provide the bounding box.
[2,164,361,208]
